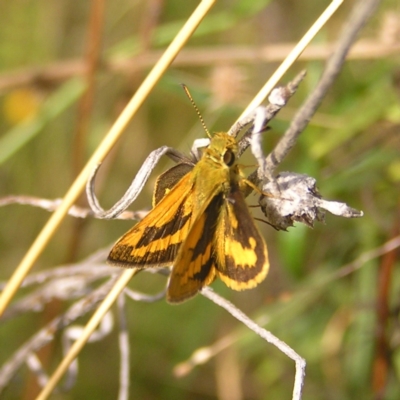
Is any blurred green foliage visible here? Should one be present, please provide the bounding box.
[0,0,399,399]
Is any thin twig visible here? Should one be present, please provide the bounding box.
[117,294,130,400]
[230,70,306,144]
[235,0,344,123]
[201,288,306,400]
[1,40,397,93]
[67,0,106,263]
[264,0,382,174]
[0,249,109,290]
[0,195,149,221]
[0,275,121,395]
[173,235,400,376]
[35,269,138,400]
[73,0,106,177]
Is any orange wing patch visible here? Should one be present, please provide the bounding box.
[108,173,194,267]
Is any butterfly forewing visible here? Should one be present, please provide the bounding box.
[152,163,194,206]
[108,173,195,267]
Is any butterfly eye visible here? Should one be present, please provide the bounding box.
[223,149,235,166]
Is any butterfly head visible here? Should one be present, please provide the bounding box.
[205,132,238,168]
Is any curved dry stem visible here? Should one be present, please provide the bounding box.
[201,288,306,400]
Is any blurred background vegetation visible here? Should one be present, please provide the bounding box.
[0,0,399,399]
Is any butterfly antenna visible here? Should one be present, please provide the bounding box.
[181,84,211,138]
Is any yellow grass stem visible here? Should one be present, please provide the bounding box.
[0,0,217,317]
[236,0,343,123]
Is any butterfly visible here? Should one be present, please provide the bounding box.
[107,131,269,303]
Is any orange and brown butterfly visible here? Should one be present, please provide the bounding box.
[107,93,269,303]
[108,132,269,303]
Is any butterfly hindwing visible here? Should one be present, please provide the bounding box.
[214,185,269,290]
[166,194,224,303]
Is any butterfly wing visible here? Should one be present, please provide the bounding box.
[166,194,223,303]
[214,185,269,290]
[107,172,195,267]
[152,163,194,206]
